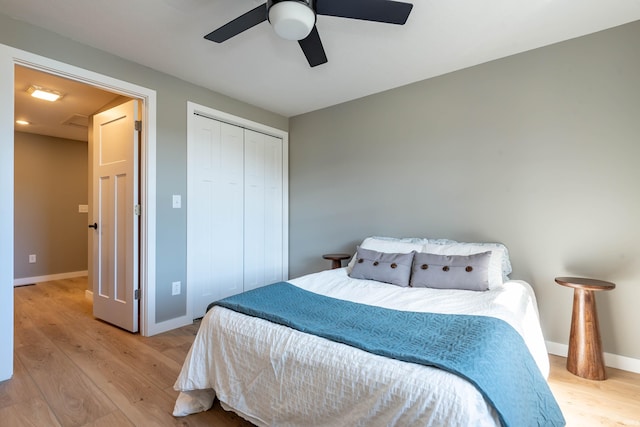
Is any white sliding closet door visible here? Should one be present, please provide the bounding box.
[244,129,284,291]
[188,111,286,319]
[188,116,244,318]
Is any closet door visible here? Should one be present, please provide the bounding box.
[188,116,244,318]
[244,129,284,291]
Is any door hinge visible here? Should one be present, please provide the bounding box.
[134,204,141,216]
[134,120,142,131]
[134,289,140,300]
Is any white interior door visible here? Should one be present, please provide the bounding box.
[188,115,244,318]
[91,99,140,332]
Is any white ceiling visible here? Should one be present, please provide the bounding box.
[15,65,122,141]
[4,0,640,119]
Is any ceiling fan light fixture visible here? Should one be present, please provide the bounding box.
[206,0,413,67]
[268,1,315,41]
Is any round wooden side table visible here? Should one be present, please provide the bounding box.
[555,276,615,380]
[322,253,351,269]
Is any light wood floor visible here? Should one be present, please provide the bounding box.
[547,355,640,426]
[4,277,253,427]
[3,278,639,426]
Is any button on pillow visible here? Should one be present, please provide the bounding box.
[349,246,415,287]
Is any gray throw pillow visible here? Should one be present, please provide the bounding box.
[410,251,491,291]
[349,246,415,287]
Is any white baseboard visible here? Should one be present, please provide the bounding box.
[546,341,640,374]
[85,290,93,301]
[14,270,88,287]
[146,314,193,336]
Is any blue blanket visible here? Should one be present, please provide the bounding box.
[211,282,565,427]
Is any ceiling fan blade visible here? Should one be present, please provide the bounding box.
[298,26,328,67]
[317,0,413,25]
[204,3,267,43]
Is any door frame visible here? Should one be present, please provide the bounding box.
[0,45,160,358]
[186,101,289,321]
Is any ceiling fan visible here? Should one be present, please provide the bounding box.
[204,0,413,67]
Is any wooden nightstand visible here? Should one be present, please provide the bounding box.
[555,276,615,380]
[322,253,351,269]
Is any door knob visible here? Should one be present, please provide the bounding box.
[88,222,98,230]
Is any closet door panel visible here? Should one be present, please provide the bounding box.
[262,133,284,286]
[244,130,283,291]
[188,116,244,318]
[212,122,245,300]
[244,130,266,291]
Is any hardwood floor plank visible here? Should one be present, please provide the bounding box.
[19,295,186,426]
[83,321,185,390]
[0,355,41,410]
[23,281,183,391]
[0,397,62,427]
[142,323,200,355]
[548,354,640,426]
[161,342,197,366]
[79,410,135,427]
[53,338,186,427]
[15,325,117,427]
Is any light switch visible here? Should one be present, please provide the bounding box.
[172,195,181,209]
[78,204,89,213]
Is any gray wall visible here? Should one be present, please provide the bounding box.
[14,132,88,278]
[289,21,640,360]
[0,13,288,323]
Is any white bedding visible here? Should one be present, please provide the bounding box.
[173,268,549,426]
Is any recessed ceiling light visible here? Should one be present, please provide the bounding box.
[15,120,30,125]
[27,85,63,102]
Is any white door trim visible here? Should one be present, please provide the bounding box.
[186,101,289,321]
[0,44,159,340]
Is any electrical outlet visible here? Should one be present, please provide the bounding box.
[172,281,181,296]
[28,254,36,263]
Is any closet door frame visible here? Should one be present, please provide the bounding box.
[186,102,289,320]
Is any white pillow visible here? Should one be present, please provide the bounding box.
[346,237,423,272]
[422,241,511,288]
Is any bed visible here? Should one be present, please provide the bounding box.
[173,237,564,426]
